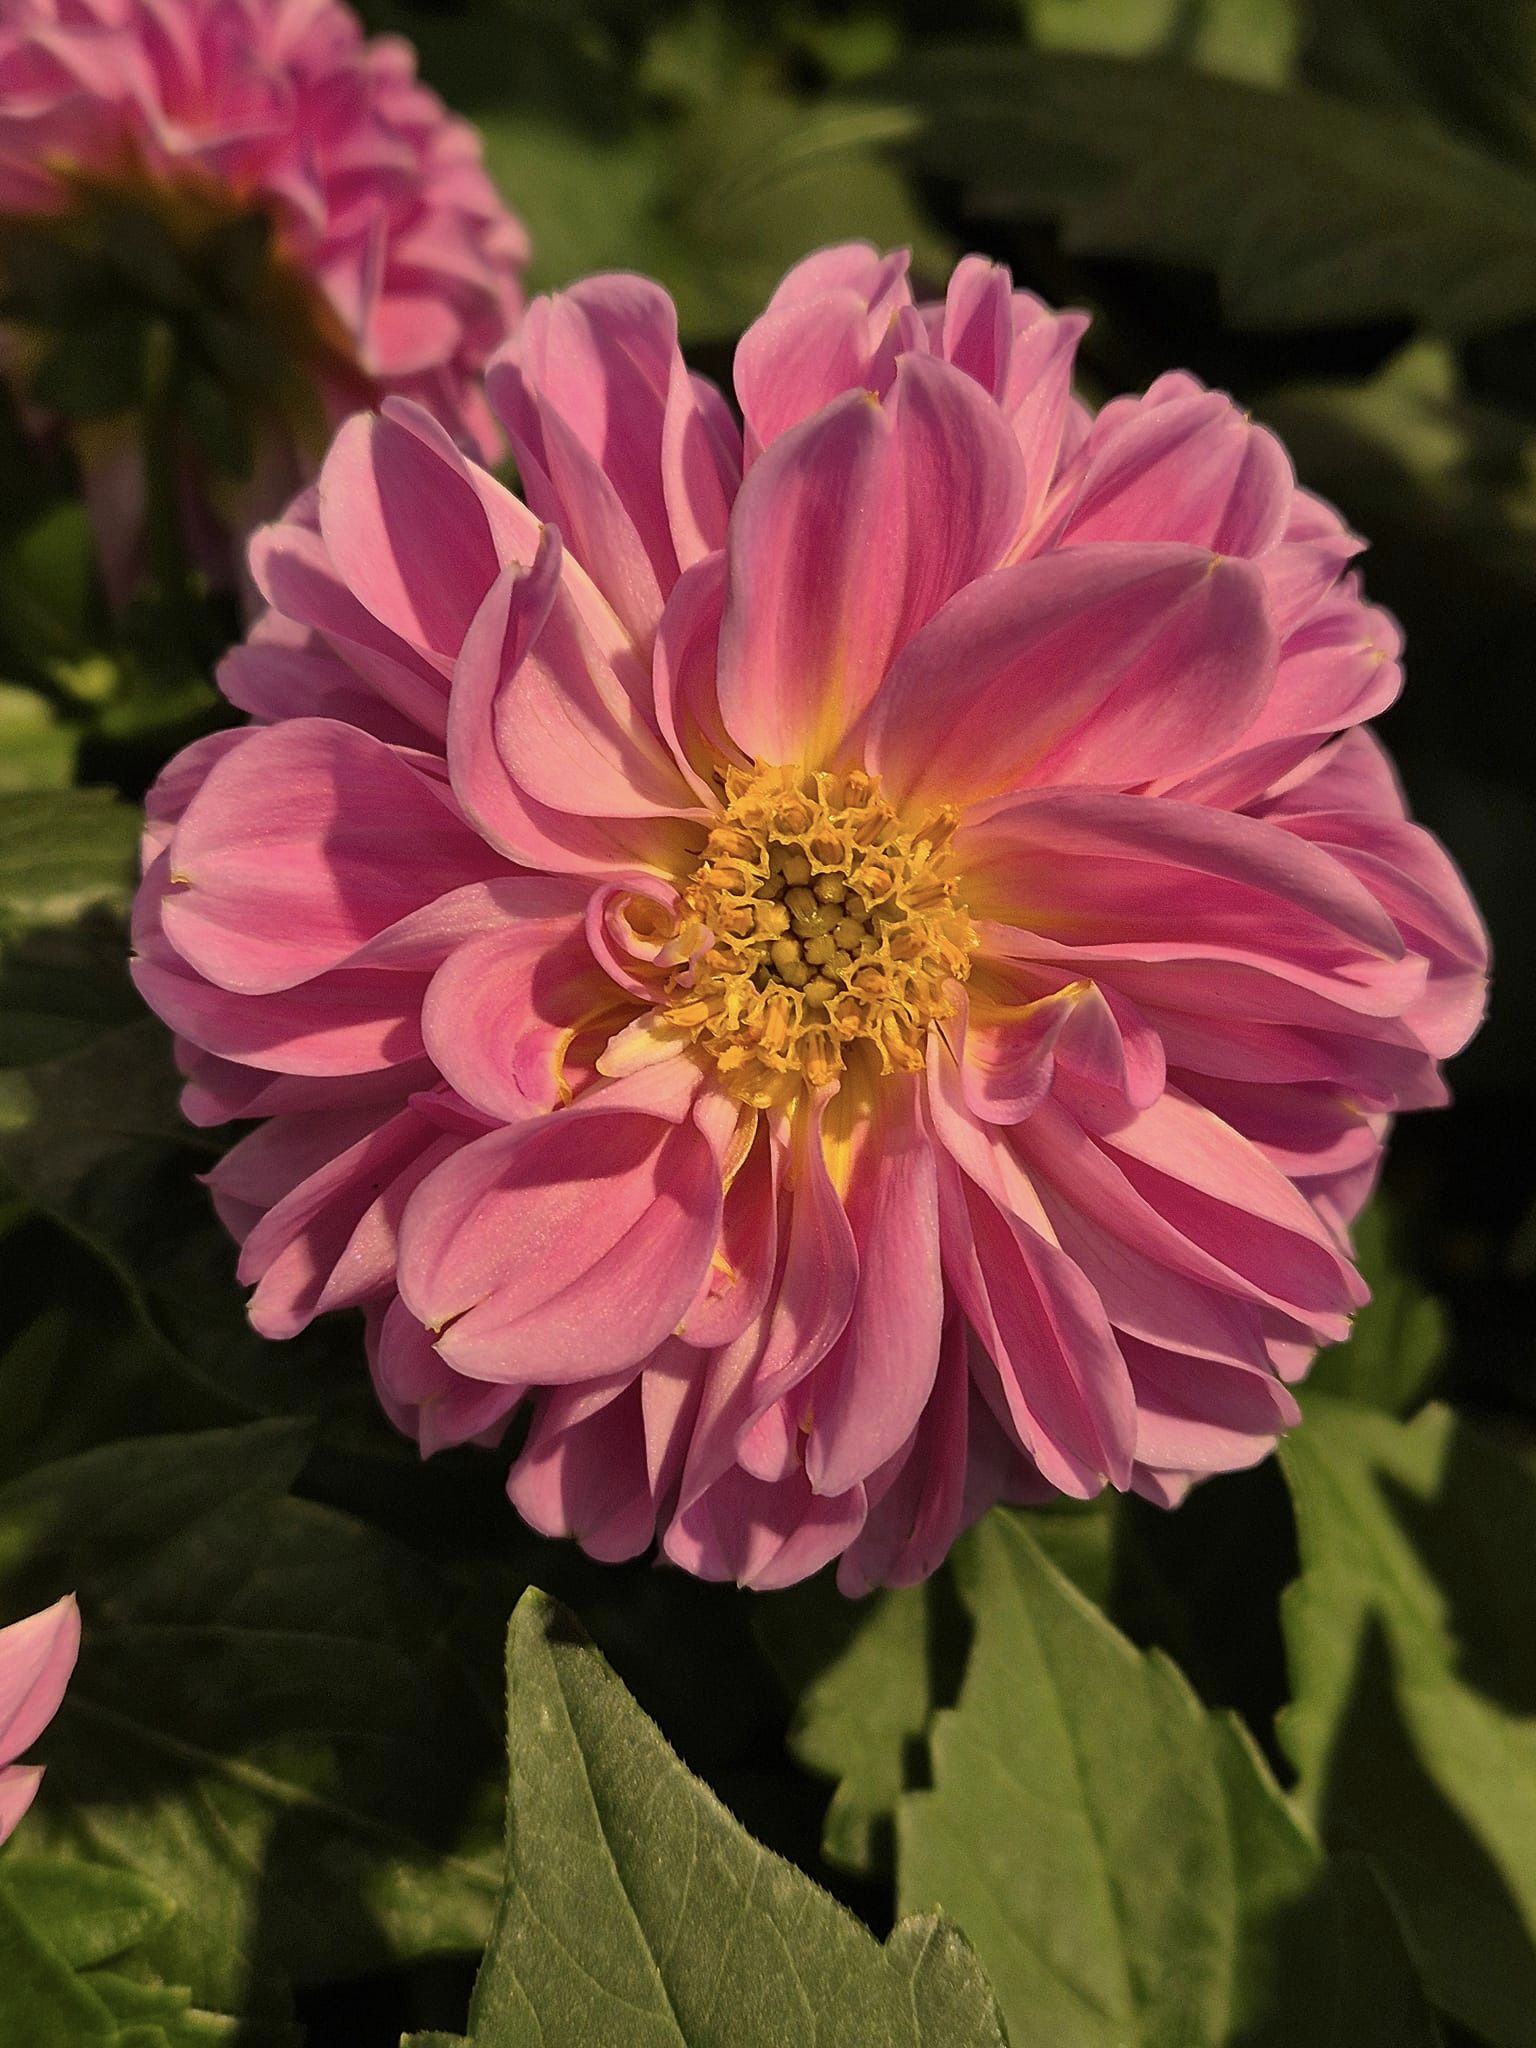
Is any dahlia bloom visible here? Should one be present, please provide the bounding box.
[0,1594,79,1844]
[132,246,1487,1593]
[0,0,526,582]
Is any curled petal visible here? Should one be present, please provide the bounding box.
[423,883,625,1121]
[366,1296,524,1456]
[398,1066,722,1385]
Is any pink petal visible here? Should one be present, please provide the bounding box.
[868,545,1275,810]
[448,548,697,878]
[210,1104,456,1339]
[718,362,1028,768]
[498,565,704,822]
[958,790,1407,988]
[1057,385,1294,556]
[0,1595,79,1767]
[678,1097,858,1507]
[804,1076,943,1495]
[678,1117,779,1350]
[248,517,453,740]
[950,970,1078,1125]
[508,1373,660,1563]
[0,1763,44,1846]
[734,289,893,455]
[317,401,538,661]
[716,389,897,767]
[836,1305,972,1595]
[1021,1090,1365,1341]
[490,278,694,636]
[663,1460,868,1591]
[936,1150,1135,1495]
[397,1068,722,1385]
[422,884,627,1121]
[653,552,740,798]
[162,719,505,995]
[1125,1336,1299,1475]
[366,1296,524,1456]
[218,623,428,748]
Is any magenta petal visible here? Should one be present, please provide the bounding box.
[397,1072,722,1384]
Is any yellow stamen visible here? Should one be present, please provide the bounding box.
[660,763,978,1109]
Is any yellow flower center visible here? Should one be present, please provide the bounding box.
[663,764,978,1108]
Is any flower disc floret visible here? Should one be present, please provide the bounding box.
[664,764,977,1107]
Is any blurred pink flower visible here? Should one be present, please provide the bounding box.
[133,246,1487,1592]
[0,1595,79,1845]
[0,0,527,585]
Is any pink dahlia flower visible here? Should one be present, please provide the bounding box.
[132,246,1487,1593]
[0,0,526,582]
[0,1594,79,1844]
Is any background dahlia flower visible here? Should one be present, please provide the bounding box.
[0,1594,79,1845]
[0,0,527,590]
[131,244,1487,1593]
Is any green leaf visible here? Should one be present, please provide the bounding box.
[1297,0,1536,166]
[0,1422,504,2016]
[0,1864,298,2047]
[480,61,944,341]
[1280,1400,1536,2047]
[0,686,77,792]
[0,788,138,931]
[415,1587,1007,2048]
[757,1573,961,1877]
[0,1859,175,1969]
[757,1502,1112,1877]
[1304,1202,1448,1412]
[0,1877,120,2045]
[0,913,142,1068]
[1025,0,1299,86]
[899,1513,1439,2046]
[905,46,1536,335]
[0,1017,192,1207]
[1260,340,1536,594]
